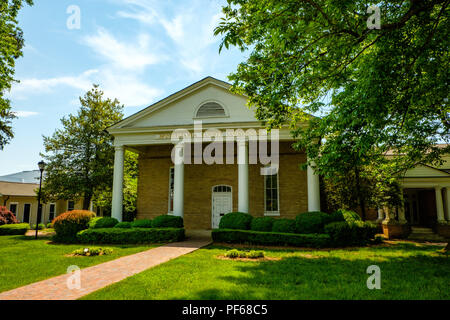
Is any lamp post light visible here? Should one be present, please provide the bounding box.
[35,161,45,240]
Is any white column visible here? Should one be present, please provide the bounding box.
[173,143,184,217]
[435,186,445,223]
[238,140,249,213]
[445,187,450,221]
[112,145,124,222]
[307,159,321,212]
[376,207,385,222]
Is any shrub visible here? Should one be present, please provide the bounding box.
[77,228,185,244]
[72,247,113,256]
[295,211,331,234]
[251,217,275,232]
[219,212,253,230]
[52,210,95,243]
[131,219,153,228]
[114,222,132,228]
[0,206,19,225]
[272,219,296,234]
[31,224,46,230]
[0,223,30,235]
[89,217,119,229]
[46,223,52,228]
[224,249,239,258]
[330,209,362,223]
[324,220,378,247]
[212,229,331,248]
[152,215,184,228]
[247,250,264,259]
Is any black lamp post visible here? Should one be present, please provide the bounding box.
[35,161,45,239]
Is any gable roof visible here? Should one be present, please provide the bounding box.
[0,170,40,184]
[108,76,236,131]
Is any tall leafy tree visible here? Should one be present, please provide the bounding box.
[41,85,123,210]
[216,0,449,211]
[0,0,33,149]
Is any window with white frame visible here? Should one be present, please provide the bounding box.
[49,203,56,222]
[168,167,174,213]
[68,201,75,211]
[264,166,279,215]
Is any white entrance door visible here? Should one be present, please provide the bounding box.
[212,185,232,229]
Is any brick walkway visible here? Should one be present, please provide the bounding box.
[0,235,211,300]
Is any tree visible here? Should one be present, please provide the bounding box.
[0,0,33,149]
[215,0,449,211]
[93,150,138,220]
[41,85,123,210]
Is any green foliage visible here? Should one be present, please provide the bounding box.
[331,209,362,223]
[31,224,46,230]
[77,228,185,244]
[295,212,331,234]
[224,249,265,259]
[250,217,274,232]
[324,221,378,247]
[46,223,52,228]
[272,219,296,234]
[131,219,153,228]
[89,217,119,229]
[41,85,124,210]
[152,215,184,228]
[0,223,29,235]
[0,0,33,149]
[219,212,253,230]
[114,222,132,229]
[215,0,450,210]
[52,210,95,243]
[212,229,331,248]
[72,247,113,256]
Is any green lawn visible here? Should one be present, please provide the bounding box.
[0,235,157,293]
[83,242,449,300]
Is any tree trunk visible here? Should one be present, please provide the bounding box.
[354,166,367,220]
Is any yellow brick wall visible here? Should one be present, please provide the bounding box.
[136,142,309,229]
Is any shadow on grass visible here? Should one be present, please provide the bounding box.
[173,243,449,300]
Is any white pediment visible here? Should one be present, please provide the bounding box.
[404,164,450,178]
[110,77,257,130]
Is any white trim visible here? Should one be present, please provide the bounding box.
[211,185,233,228]
[193,99,230,119]
[264,165,280,216]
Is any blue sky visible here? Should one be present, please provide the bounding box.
[0,0,246,175]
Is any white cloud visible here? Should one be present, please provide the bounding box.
[83,28,162,71]
[13,111,39,118]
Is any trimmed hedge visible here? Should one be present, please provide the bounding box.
[272,219,296,234]
[330,209,361,223]
[89,217,119,229]
[114,222,132,228]
[0,223,30,235]
[219,212,253,230]
[251,217,275,232]
[295,211,331,234]
[77,228,185,244]
[324,220,378,246]
[131,219,153,228]
[212,229,331,248]
[152,215,184,228]
[53,210,96,243]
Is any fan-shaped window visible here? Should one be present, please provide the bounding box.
[196,102,226,118]
[213,185,232,193]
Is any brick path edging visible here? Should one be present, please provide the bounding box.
[0,238,211,300]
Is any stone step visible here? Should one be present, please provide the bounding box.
[410,227,434,233]
[408,232,446,241]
